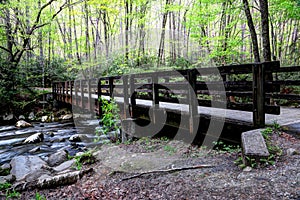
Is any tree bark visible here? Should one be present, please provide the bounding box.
[259,0,271,61]
[242,0,260,62]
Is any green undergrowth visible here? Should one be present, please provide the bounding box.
[95,97,120,143]
[68,150,96,170]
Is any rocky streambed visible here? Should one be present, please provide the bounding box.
[0,115,114,195]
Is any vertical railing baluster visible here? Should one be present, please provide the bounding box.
[253,63,265,128]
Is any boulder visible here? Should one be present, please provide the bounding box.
[16,120,33,128]
[18,115,25,120]
[46,132,55,137]
[37,168,92,189]
[60,114,73,120]
[3,113,13,121]
[0,174,15,184]
[41,116,48,122]
[69,134,81,142]
[53,160,76,172]
[0,163,11,176]
[69,134,89,143]
[24,132,44,144]
[47,150,68,167]
[28,112,35,121]
[10,155,48,181]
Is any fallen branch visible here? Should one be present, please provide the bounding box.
[121,164,213,181]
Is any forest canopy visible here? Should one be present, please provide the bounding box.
[0,0,299,113]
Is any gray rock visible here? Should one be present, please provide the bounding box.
[1,163,11,171]
[69,134,88,142]
[241,130,269,166]
[24,132,44,144]
[0,174,15,184]
[46,131,55,137]
[243,166,252,172]
[29,146,41,153]
[37,168,92,189]
[47,150,68,167]
[53,160,76,172]
[18,115,25,120]
[69,134,81,142]
[0,163,11,176]
[28,112,35,121]
[60,114,73,120]
[286,148,298,156]
[41,116,48,122]
[10,155,48,181]
[3,113,13,121]
[16,120,33,128]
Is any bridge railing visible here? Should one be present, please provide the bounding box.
[53,61,300,128]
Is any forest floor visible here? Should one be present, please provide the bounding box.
[21,131,300,200]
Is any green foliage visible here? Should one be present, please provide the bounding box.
[99,98,120,134]
[0,182,11,191]
[5,190,20,200]
[35,192,46,200]
[213,140,241,153]
[164,145,177,155]
[72,150,96,170]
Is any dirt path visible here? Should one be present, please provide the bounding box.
[20,133,300,200]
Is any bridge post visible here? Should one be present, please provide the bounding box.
[80,80,84,108]
[122,75,129,119]
[98,78,103,119]
[87,79,92,111]
[109,77,114,99]
[187,69,199,136]
[129,75,136,118]
[70,81,73,104]
[253,63,265,128]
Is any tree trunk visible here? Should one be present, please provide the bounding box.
[259,0,271,61]
[157,0,171,66]
[242,0,260,62]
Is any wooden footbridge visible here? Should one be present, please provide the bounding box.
[53,61,300,143]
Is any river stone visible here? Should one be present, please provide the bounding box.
[47,150,68,167]
[3,113,13,121]
[69,134,81,142]
[46,131,55,137]
[0,163,11,176]
[28,112,35,121]
[18,115,25,120]
[16,120,33,128]
[53,159,76,172]
[29,146,41,153]
[10,155,48,181]
[69,134,89,142]
[0,174,15,184]
[24,132,44,144]
[286,148,298,156]
[41,116,48,122]
[60,114,73,120]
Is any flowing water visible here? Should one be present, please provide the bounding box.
[0,120,103,165]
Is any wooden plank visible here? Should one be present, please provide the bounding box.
[273,66,300,73]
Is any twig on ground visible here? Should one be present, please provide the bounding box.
[121,164,213,181]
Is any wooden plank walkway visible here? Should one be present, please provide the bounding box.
[73,91,300,126]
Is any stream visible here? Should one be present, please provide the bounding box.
[0,119,104,165]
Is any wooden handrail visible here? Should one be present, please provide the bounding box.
[52,61,300,128]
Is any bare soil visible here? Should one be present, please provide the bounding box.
[20,132,300,200]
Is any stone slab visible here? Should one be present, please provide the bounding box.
[242,130,269,157]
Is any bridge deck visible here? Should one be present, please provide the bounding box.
[72,91,300,127]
